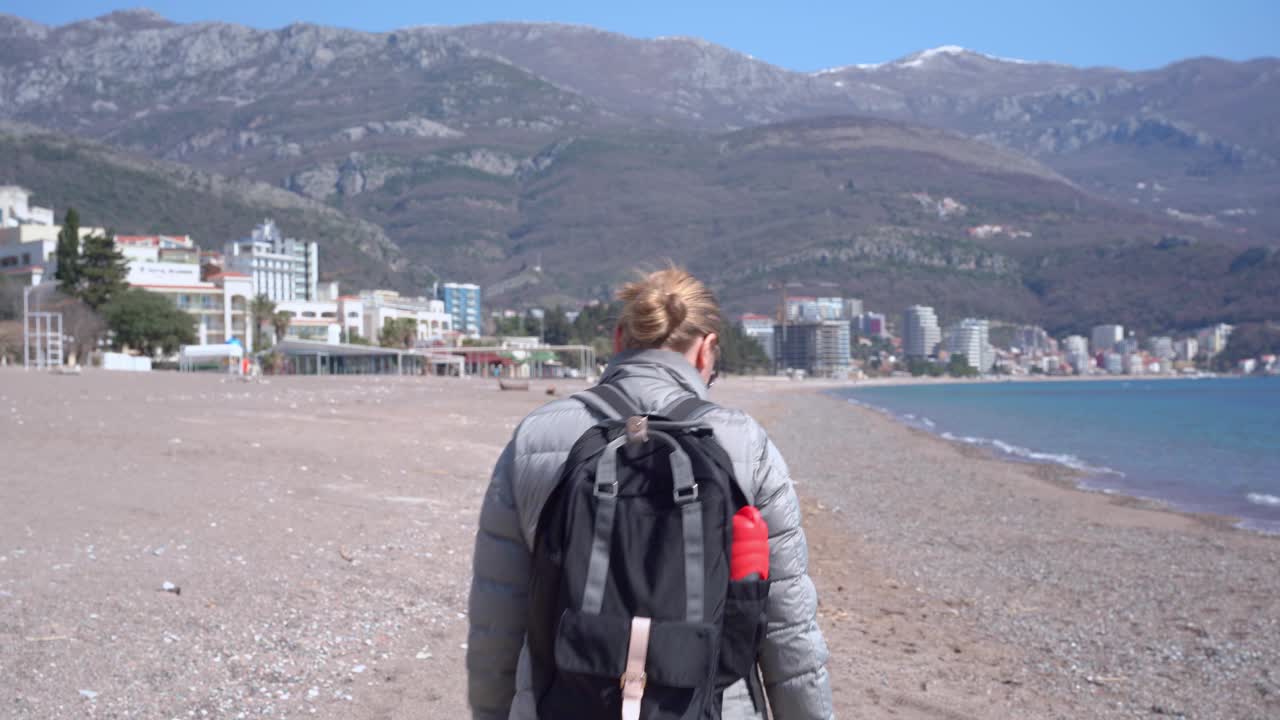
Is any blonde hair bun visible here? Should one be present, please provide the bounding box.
[617,267,720,351]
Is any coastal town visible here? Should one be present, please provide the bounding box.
[2,185,1275,380]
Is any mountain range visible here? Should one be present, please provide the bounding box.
[1,9,1277,333]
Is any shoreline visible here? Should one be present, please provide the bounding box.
[820,379,1279,536]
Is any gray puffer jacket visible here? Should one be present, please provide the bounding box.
[467,349,833,720]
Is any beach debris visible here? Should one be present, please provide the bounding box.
[160,581,181,596]
[78,689,98,700]
[352,664,367,674]
[546,385,557,396]
[152,546,166,556]
[338,546,355,563]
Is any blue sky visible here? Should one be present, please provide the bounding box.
[14,1,1279,71]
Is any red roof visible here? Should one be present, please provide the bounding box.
[206,271,250,279]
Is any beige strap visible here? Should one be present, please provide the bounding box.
[620,616,651,720]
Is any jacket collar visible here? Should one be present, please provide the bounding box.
[600,348,709,400]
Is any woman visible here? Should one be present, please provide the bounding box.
[467,268,833,720]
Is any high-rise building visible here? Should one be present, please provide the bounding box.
[843,298,864,321]
[902,305,941,358]
[945,318,993,372]
[1063,335,1091,374]
[1147,336,1175,361]
[1175,337,1199,363]
[740,314,776,364]
[1091,324,1124,354]
[1197,323,1234,357]
[785,296,847,322]
[224,219,318,302]
[438,282,482,336]
[774,321,850,377]
[1016,325,1053,353]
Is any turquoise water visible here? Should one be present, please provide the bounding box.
[836,377,1280,533]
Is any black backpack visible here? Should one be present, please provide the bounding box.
[527,384,771,720]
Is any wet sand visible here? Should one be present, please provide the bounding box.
[0,370,1276,719]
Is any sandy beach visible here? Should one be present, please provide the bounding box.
[1,369,1277,719]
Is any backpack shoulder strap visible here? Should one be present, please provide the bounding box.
[573,383,641,421]
[658,394,716,423]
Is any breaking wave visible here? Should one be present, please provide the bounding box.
[1247,493,1280,508]
[937,432,1122,476]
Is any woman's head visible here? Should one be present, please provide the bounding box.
[615,267,721,384]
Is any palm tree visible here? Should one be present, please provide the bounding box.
[249,294,276,350]
[271,311,292,345]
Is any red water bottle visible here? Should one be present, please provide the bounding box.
[731,506,769,581]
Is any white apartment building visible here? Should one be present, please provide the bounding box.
[1063,335,1091,374]
[0,189,122,287]
[0,186,54,227]
[902,305,941,358]
[116,234,256,350]
[1175,337,1199,362]
[224,220,319,302]
[945,318,993,372]
[1091,324,1124,354]
[1198,323,1234,357]
[359,290,453,344]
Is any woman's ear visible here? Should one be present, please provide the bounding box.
[698,333,719,371]
[613,324,624,354]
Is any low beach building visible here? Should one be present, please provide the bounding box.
[360,290,453,345]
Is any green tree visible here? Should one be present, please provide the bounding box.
[76,230,129,310]
[249,295,276,349]
[379,317,417,349]
[103,288,196,356]
[271,311,292,345]
[718,322,771,374]
[493,314,527,337]
[946,353,978,378]
[54,208,81,288]
[543,306,573,345]
[346,330,371,346]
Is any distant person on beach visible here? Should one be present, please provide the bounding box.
[467,267,833,719]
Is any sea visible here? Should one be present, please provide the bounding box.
[836,376,1280,533]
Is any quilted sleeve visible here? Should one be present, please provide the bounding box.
[751,424,835,720]
[466,441,531,720]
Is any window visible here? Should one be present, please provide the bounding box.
[301,311,317,318]
[347,312,358,318]
[321,312,336,319]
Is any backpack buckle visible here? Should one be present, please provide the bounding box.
[594,479,619,498]
[620,670,646,689]
[625,416,650,444]
[673,484,699,504]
